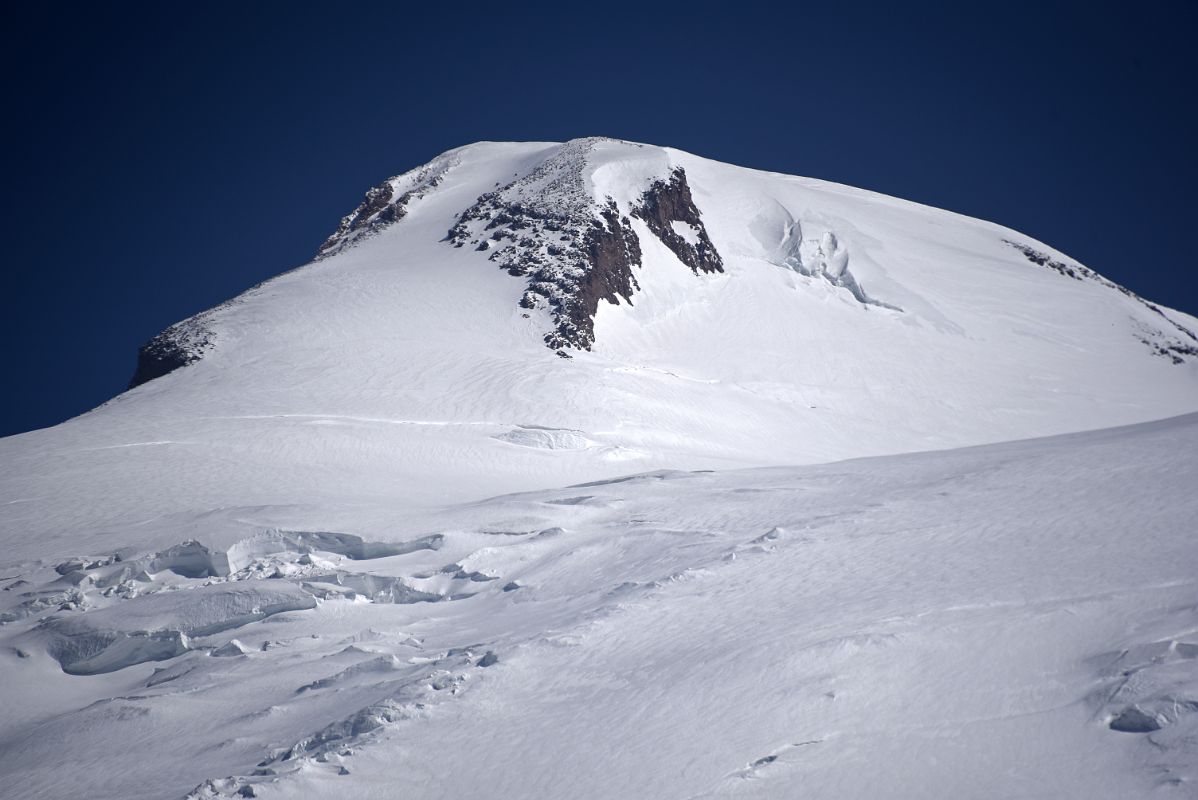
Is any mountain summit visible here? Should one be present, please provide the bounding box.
[116,138,1197,494]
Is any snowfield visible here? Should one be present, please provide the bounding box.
[3,414,1197,798]
[1,138,1196,798]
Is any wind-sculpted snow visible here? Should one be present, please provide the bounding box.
[493,425,595,450]
[35,580,317,674]
[1095,638,1198,735]
[224,530,443,573]
[1,413,1196,798]
[774,218,900,310]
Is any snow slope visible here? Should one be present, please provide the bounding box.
[1,138,1197,798]
[2,413,1197,798]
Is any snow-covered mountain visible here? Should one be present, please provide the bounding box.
[2,138,1197,799]
[9,138,1195,548]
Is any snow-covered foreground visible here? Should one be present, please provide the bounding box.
[3,412,1196,798]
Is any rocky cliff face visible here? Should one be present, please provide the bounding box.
[446,139,644,352]
[447,141,722,352]
[631,168,723,276]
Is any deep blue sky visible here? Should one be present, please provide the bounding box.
[3,2,1196,436]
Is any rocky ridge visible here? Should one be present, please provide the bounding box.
[317,153,459,259]
[1006,240,1198,363]
[447,138,723,352]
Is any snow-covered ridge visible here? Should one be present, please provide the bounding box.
[1005,239,1198,363]
[128,136,1198,389]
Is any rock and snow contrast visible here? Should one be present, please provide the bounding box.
[2,137,1197,798]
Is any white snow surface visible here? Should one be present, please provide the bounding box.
[2,137,1197,798]
[2,414,1197,798]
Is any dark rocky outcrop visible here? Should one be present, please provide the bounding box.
[129,333,206,388]
[448,139,646,352]
[317,182,405,259]
[632,168,724,275]
[544,202,643,351]
[128,312,216,389]
[449,142,722,353]
[450,188,643,352]
[1006,240,1086,280]
[317,156,456,259]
